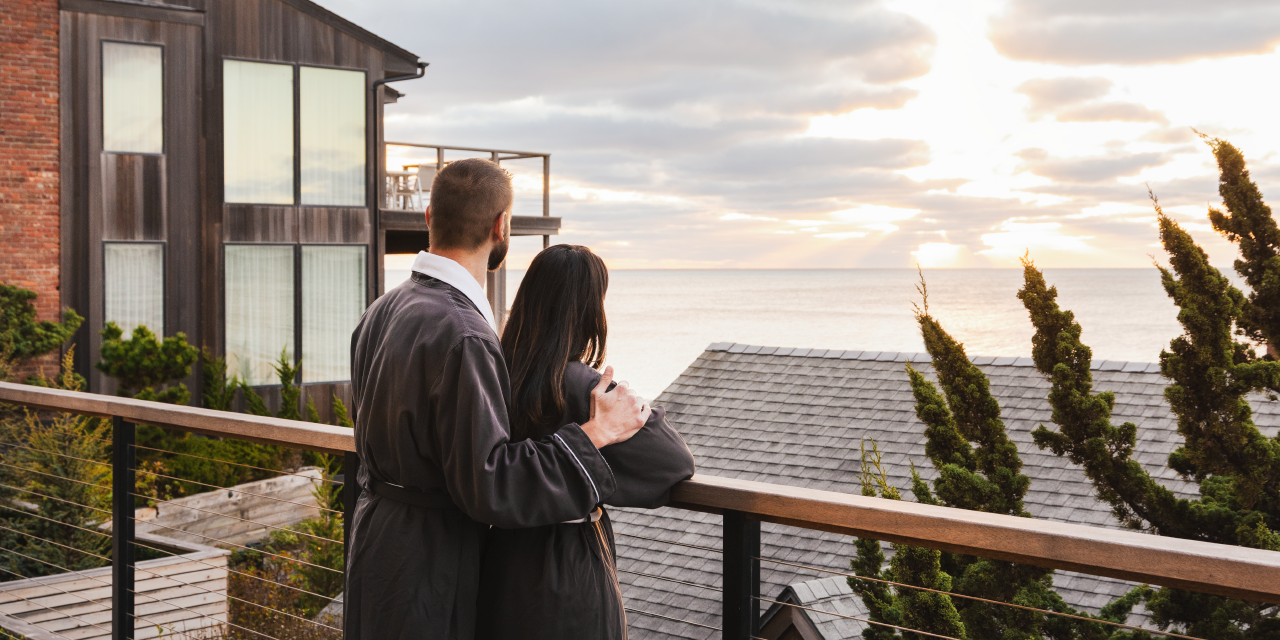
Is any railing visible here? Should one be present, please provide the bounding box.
[382,142,550,243]
[1,380,1278,640]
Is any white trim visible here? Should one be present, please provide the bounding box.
[410,251,497,333]
[553,432,600,506]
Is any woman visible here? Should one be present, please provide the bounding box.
[476,244,696,640]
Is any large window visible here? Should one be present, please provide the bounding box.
[102,42,163,154]
[223,60,295,204]
[223,60,366,206]
[225,244,366,386]
[302,246,366,382]
[300,68,366,206]
[104,242,164,336]
[225,245,295,385]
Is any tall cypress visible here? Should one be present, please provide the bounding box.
[850,278,1131,639]
[1019,180,1280,636]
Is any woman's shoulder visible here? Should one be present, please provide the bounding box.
[560,362,600,425]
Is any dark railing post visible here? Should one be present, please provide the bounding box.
[723,510,760,640]
[112,416,135,640]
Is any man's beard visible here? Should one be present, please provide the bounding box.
[487,234,509,271]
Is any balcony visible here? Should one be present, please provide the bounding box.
[0,380,1277,639]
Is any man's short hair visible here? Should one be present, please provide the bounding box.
[428,158,514,250]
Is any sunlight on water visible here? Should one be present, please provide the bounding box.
[387,264,1244,401]
[506,269,1246,400]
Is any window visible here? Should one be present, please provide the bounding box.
[104,243,164,336]
[222,60,367,206]
[225,244,367,385]
[223,60,294,204]
[102,42,163,153]
[225,245,295,385]
[302,246,366,382]
[300,68,366,206]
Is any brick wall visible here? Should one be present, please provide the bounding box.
[0,0,61,380]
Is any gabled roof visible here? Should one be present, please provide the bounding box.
[614,344,1280,639]
[277,0,420,73]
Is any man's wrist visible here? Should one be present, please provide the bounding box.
[580,419,611,449]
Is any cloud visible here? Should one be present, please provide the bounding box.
[1055,102,1169,125]
[990,1,1280,65]
[1016,77,1168,124]
[1017,77,1112,118]
[1016,147,1173,183]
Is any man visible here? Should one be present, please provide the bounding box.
[345,158,649,639]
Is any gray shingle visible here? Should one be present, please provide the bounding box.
[621,345,1270,640]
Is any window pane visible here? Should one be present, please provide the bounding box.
[104,243,164,336]
[225,245,294,385]
[224,60,294,204]
[300,67,366,206]
[103,43,163,153]
[302,246,366,382]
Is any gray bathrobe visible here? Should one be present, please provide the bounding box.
[344,272,617,640]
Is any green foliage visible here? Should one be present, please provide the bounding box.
[202,347,240,412]
[0,352,111,580]
[1201,133,1280,352]
[0,284,83,364]
[1019,183,1280,636]
[851,275,1141,639]
[96,323,198,405]
[849,441,967,640]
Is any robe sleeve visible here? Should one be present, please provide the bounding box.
[430,335,617,528]
[599,405,696,508]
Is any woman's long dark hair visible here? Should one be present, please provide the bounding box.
[502,244,608,441]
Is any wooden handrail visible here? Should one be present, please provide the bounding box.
[4,381,1280,604]
[0,382,354,454]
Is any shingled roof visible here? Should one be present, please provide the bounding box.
[613,343,1280,639]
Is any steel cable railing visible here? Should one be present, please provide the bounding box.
[756,555,1206,640]
[4,381,1280,640]
[0,424,345,640]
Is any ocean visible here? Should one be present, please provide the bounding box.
[386,268,1247,400]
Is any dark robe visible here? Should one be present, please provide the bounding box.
[475,362,697,640]
[345,273,618,640]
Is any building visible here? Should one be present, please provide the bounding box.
[612,343,1280,639]
[1,0,557,412]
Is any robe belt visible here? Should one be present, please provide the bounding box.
[559,507,603,524]
[369,480,601,524]
[368,480,459,510]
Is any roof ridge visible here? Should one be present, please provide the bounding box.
[704,342,1161,373]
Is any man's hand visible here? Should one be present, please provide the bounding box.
[581,366,650,449]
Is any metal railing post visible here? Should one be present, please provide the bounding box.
[112,416,135,640]
[722,510,760,640]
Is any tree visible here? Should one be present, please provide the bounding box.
[0,284,83,381]
[0,351,112,580]
[96,323,198,405]
[1200,133,1280,354]
[1018,193,1280,637]
[852,276,1139,639]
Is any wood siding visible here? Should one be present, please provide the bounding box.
[59,11,204,393]
[59,0,415,403]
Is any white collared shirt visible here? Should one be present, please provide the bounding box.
[410,251,498,334]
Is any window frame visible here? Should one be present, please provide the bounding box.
[101,240,167,337]
[100,39,166,156]
[223,242,368,387]
[220,57,369,208]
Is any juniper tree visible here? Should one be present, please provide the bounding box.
[96,322,198,405]
[1201,133,1280,354]
[1018,199,1280,637]
[0,283,83,381]
[851,280,1134,639]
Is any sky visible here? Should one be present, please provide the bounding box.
[327,0,1280,270]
